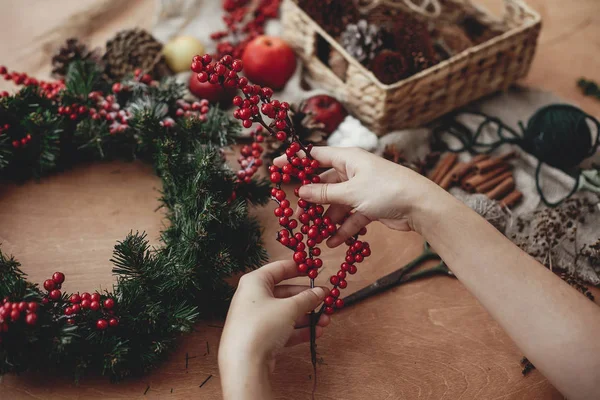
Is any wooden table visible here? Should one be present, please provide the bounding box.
[0,1,599,398]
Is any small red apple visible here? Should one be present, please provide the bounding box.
[242,36,297,91]
[188,73,237,106]
[223,0,249,11]
[302,95,348,134]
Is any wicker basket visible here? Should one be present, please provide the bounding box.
[281,0,541,135]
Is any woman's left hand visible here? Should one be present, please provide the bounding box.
[218,260,330,399]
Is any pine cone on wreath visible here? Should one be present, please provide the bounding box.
[102,29,171,81]
[298,0,359,37]
[51,38,103,78]
[341,20,385,65]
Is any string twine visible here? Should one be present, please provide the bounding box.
[434,104,600,207]
[356,0,442,17]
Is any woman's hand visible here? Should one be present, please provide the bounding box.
[275,146,448,247]
[218,260,330,399]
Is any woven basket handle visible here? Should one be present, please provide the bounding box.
[356,0,442,17]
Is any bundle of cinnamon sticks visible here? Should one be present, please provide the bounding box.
[429,152,523,208]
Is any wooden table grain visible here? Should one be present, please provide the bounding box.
[1,0,599,398]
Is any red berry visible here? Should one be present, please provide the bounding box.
[337,270,347,279]
[10,309,20,321]
[17,302,27,312]
[275,120,287,130]
[274,207,283,217]
[81,299,91,309]
[197,72,209,82]
[242,119,253,128]
[293,251,306,264]
[191,61,204,73]
[308,269,318,279]
[298,263,308,273]
[233,96,243,106]
[52,272,65,284]
[349,265,358,274]
[65,307,73,316]
[335,298,344,309]
[70,294,81,304]
[330,276,340,286]
[270,172,282,183]
[324,306,334,315]
[49,290,61,300]
[232,60,243,72]
[71,304,81,314]
[67,318,75,325]
[91,293,101,302]
[201,54,212,65]
[103,298,115,310]
[43,279,55,291]
[312,248,321,256]
[275,190,286,201]
[279,216,289,226]
[96,319,109,330]
[330,288,340,298]
[109,318,119,327]
[314,258,323,268]
[0,307,9,319]
[24,312,36,326]
[355,254,364,263]
[359,227,368,235]
[324,296,335,306]
[338,280,348,289]
[362,248,371,257]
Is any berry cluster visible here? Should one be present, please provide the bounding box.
[0,65,64,100]
[237,126,265,183]
[0,298,40,334]
[87,91,130,135]
[65,292,118,330]
[58,102,88,121]
[11,133,32,149]
[43,271,66,301]
[211,0,282,58]
[192,54,371,314]
[42,271,119,331]
[174,98,211,121]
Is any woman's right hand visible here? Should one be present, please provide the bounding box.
[274,146,452,248]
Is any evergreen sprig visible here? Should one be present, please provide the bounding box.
[0,60,270,380]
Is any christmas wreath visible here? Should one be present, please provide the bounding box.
[0,61,271,381]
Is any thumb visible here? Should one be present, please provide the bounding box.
[298,182,352,205]
[288,287,327,316]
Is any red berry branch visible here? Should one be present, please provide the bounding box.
[212,0,282,58]
[190,54,372,317]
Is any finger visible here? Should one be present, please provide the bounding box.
[295,312,331,328]
[251,260,301,286]
[327,212,371,248]
[298,182,352,205]
[287,287,327,316]
[285,326,324,347]
[274,284,313,298]
[324,204,353,225]
[319,168,343,184]
[308,146,353,170]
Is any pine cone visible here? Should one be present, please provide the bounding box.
[102,29,171,81]
[341,20,385,65]
[385,12,438,74]
[370,50,410,84]
[298,0,359,37]
[51,38,102,78]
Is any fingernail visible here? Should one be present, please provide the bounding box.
[298,186,309,198]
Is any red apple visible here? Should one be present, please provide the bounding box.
[242,36,297,91]
[223,0,249,11]
[302,95,348,134]
[188,73,237,106]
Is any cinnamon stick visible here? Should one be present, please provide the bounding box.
[475,171,513,193]
[451,154,489,182]
[500,190,523,208]
[474,151,516,174]
[430,153,458,184]
[485,177,515,200]
[440,163,465,190]
[462,164,511,192]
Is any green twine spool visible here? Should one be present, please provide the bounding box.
[435,103,600,207]
[520,104,598,171]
